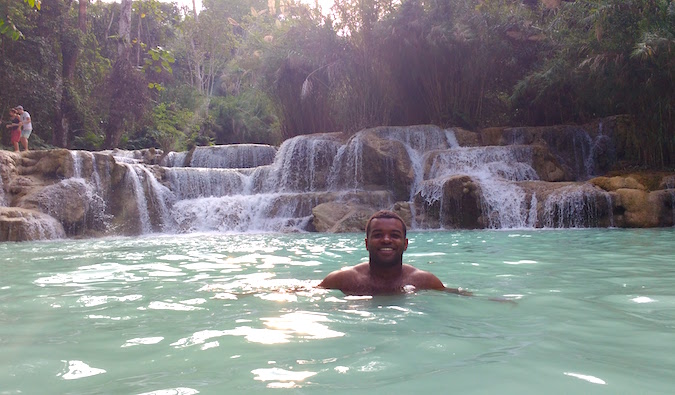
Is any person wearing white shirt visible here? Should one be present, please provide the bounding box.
[15,105,32,151]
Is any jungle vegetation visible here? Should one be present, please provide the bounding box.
[0,0,673,168]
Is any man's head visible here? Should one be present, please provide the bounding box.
[15,106,23,112]
[365,210,407,238]
[365,210,408,268]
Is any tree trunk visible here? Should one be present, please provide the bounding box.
[118,0,132,60]
[53,0,87,148]
[104,0,133,149]
[103,59,133,149]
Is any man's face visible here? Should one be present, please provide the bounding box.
[365,218,408,267]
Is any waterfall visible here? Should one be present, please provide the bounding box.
[328,134,364,192]
[161,151,188,167]
[165,168,249,199]
[170,193,319,233]
[424,146,539,228]
[71,150,83,178]
[537,125,616,181]
[542,184,613,228]
[272,135,341,192]
[8,119,656,241]
[665,176,675,226]
[122,164,153,234]
[157,136,345,233]
[0,172,6,207]
[136,165,174,230]
[103,149,144,164]
[188,144,277,169]
[15,212,66,240]
[67,151,112,232]
[50,124,632,235]
[375,127,460,227]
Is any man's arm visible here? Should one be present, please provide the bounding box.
[443,287,473,296]
[409,268,473,295]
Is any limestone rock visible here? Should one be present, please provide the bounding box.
[453,127,480,147]
[414,175,484,229]
[530,146,568,182]
[591,176,647,192]
[613,188,663,228]
[0,207,66,241]
[311,202,374,233]
[359,132,415,201]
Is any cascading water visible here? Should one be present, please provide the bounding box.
[0,173,6,207]
[542,184,613,228]
[122,163,154,234]
[136,165,174,230]
[270,134,341,193]
[161,151,188,167]
[62,151,111,233]
[55,125,628,235]
[165,168,250,199]
[188,144,277,169]
[328,134,364,192]
[665,176,675,226]
[539,125,615,181]
[422,146,539,228]
[156,137,354,233]
[375,127,460,228]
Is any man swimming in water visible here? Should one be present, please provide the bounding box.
[318,210,472,296]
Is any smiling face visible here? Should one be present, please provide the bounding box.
[365,217,408,268]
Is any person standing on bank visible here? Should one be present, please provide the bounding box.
[6,108,22,152]
[15,106,32,151]
[318,210,472,296]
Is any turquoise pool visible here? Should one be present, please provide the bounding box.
[1,229,674,394]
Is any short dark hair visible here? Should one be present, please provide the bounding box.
[366,210,407,237]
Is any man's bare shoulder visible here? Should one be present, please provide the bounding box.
[317,263,368,289]
[403,265,445,290]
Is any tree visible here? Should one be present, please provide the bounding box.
[511,0,675,167]
[103,0,148,149]
[50,0,87,148]
[176,10,234,99]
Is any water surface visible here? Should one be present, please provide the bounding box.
[1,229,674,394]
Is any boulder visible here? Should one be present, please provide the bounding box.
[613,188,664,228]
[0,207,66,241]
[356,132,415,201]
[530,145,568,182]
[311,202,374,233]
[27,179,99,235]
[415,175,484,229]
[591,176,647,192]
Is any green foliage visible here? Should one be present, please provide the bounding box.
[0,0,40,42]
[511,0,675,167]
[146,102,194,152]
[144,45,175,91]
[72,130,104,151]
[210,90,280,145]
[144,46,175,73]
[0,0,672,169]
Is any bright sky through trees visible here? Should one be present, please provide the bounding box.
[163,0,335,15]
